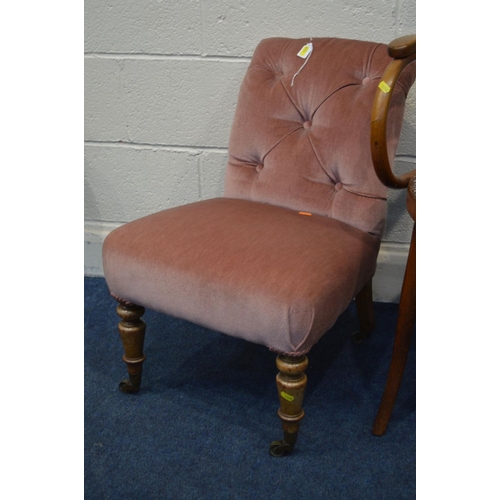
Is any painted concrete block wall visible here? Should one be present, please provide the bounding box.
[85,0,416,302]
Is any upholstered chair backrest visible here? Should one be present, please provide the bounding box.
[224,37,416,238]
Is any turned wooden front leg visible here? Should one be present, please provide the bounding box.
[269,354,308,457]
[116,301,146,394]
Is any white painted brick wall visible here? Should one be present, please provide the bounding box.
[84,145,201,221]
[85,58,247,146]
[84,0,203,54]
[202,0,397,56]
[84,0,416,301]
[85,58,128,141]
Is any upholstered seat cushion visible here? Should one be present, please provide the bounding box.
[103,198,380,355]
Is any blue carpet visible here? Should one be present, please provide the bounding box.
[85,276,415,499]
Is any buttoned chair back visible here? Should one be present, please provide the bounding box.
[225,37,414,237]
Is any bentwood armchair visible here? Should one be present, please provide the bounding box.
[102,35,416,456]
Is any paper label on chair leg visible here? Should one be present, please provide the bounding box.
[280,391,295,402]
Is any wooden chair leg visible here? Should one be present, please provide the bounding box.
[372,225,416,435]
[269,354,308,457]
[116,301,146,394]
[352,278,376,343]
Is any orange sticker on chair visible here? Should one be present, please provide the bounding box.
[298,212,312,216]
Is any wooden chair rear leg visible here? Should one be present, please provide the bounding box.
[269,355,308,457]
[352,278,376,343]
[372,225,416,435]
[116,301,146,394]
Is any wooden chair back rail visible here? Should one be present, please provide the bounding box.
[370,35,416,436]
[370,34,416,189]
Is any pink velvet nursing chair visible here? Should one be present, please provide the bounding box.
[102,35,416,456]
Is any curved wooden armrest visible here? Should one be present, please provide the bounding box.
[388,34,416,59]
[371,34,416,189]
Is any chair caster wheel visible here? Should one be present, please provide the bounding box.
[119,379,140,394]
[351,330,370,344]
[269,440,294,457]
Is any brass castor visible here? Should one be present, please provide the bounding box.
[119,374,142,394]
[269,441,289,457]
[269,431,298,457]
[351,329,370,344]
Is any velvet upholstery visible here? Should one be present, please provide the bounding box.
[225,37,415,238]
[102,37,416,355]
[103,198,379,354]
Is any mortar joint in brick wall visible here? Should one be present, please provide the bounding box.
[84,53,252,63]
[85,140,228,155]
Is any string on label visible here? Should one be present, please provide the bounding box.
[291,38,313,87]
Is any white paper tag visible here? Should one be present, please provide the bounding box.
[297,43,312,59]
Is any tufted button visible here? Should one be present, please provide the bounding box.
[335,182,343,191]
[362,77,371,86]
[256,164,264,173]
[303,120,312,129]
